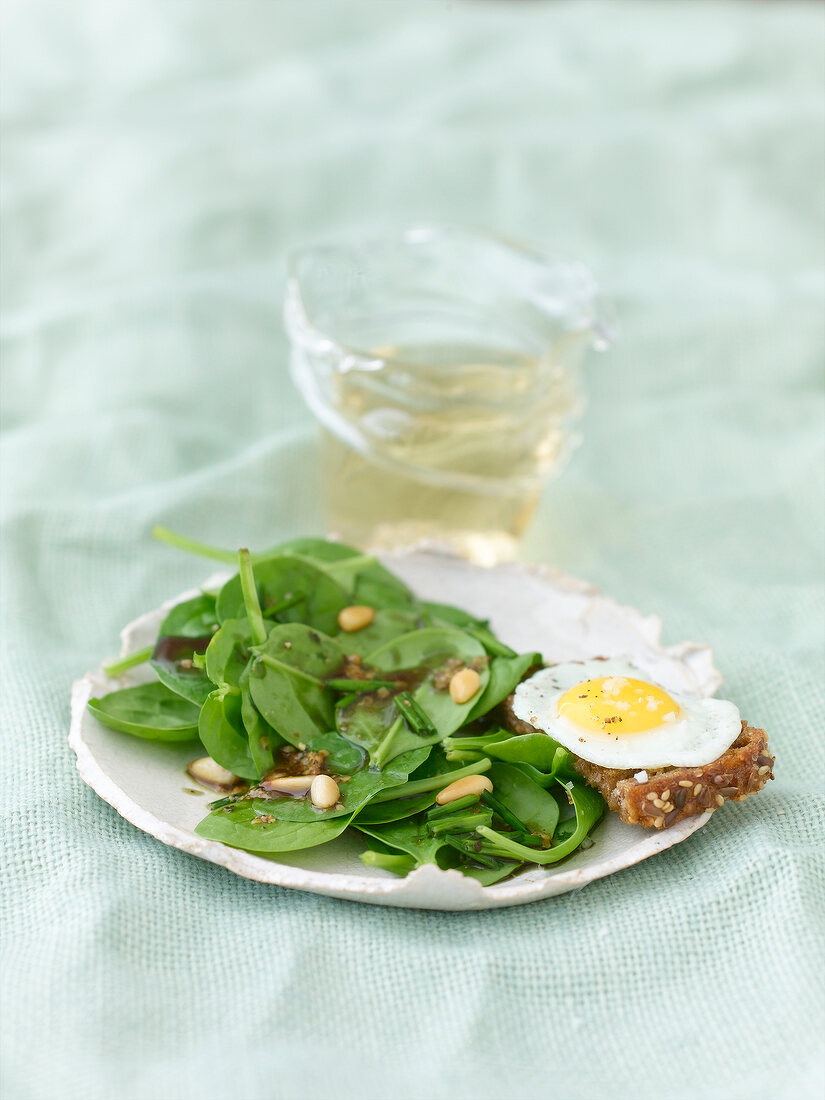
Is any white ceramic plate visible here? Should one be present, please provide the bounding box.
[70,552,714,910]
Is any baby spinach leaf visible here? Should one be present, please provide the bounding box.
[477,780,605,865]
[419,600,482,628]
[150,635,213,706]
[487,762,560,837]
[465,651,542,723]
[202,618,281,778]
[366,627,488,747]
[195,803,352,853]
[87,683,200,741]
[549,747,579,780]
[241,684,280,777]
[355,791,437,825]
[356,817,447,867]
[308,730,367,774]
[421,601,525,660]
[158,593,218,638]
[459,862,519,886]
[335,691,399,757]
[333,608,424,657]
[198,687,257,780]
[205,618,253,689]
[356,817,514,885]
[216,555,348,634]
[279,538,417,609]
[509,762,555,788]
[248,623,345,748]
[249,664,330,749]
[350,572,417,611]
[486,732,567,773]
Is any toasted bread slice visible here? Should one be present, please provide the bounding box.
[499,695,774,829]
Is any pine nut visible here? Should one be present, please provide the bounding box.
[449,667,482,704]
[435,773,493,805]
[337,605,376,633]
[310,774,340,810]
[260,775,314,795]
[186,757,239,791]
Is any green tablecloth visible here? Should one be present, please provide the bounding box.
[2,3,823,1098]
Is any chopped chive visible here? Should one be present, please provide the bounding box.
[360,850,416,876]
[508,833,544,849]
[426,794,480,820]
[207,796,235,810]
[103,645,155,677]
[441,835,499,869]
[442,729,511,753]
[444,748,485,764]
[480,790,532,835]
[428,810,491,836]
[397,692,436,736]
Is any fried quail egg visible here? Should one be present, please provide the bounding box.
[512,658,741,770]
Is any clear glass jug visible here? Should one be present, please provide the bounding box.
[285,225,612,565]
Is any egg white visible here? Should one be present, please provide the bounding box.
[512,658,741,770]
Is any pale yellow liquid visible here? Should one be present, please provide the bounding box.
[320,342,578,566]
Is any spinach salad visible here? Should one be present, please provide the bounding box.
[89,530,605,885]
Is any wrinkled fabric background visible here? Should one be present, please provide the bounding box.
[1,3,823,1099]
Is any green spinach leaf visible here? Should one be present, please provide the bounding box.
[477,779,605,864]
[198,687,257,780]
[150,634,213,706]
[333,608,424,657]
[487,762,560,836]
[355,792,438,825]
[216,554,348,633]
[360,628,489,760]
[241,681,280,777]
[158,593,218,638]
[195,803,352,853]
[87,683,200,741]
[356,818,514,886]
[465,651,541,723]
[247,623,345,748]
[280,538,417,609]
[205,618,253,689]
[486,732,566,772]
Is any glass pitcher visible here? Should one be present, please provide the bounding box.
[285,225,612,566]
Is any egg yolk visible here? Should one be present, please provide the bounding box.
[557,676,681,734]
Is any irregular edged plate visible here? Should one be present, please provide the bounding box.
[70,552,713,910]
